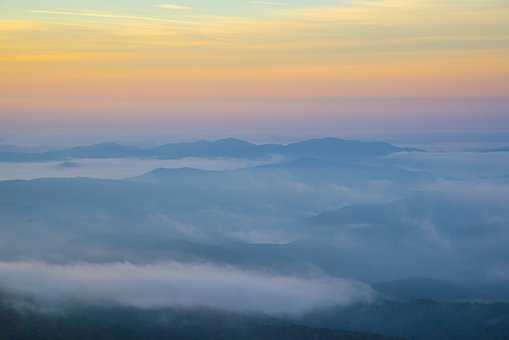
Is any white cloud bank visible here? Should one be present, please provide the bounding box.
[0,261,373,315]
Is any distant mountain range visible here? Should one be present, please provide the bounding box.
[0,138,420,162]
[135,157,431,187]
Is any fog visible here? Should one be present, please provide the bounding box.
[0,157,279,181]
[386,151,509,179]
[1,137,509,321]
[0,261,373,316]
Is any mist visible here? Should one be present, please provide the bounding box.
[0,157,279,181]
[1,136,509,339]
[0,261,373,316]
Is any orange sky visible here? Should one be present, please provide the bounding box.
[1,0,508,131]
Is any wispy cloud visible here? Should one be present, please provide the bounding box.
[250,1,288,6]
[3,0,507,106]
[30,9,195,25]
[158,3,193,11]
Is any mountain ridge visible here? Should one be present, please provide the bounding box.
[0,138,421,163]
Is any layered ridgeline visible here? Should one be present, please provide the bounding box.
[0,138,419,162]
[1,137,509,339]
[0,159,430,268]
[0,155,505,283]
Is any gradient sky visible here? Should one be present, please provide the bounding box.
[1,0,508,144]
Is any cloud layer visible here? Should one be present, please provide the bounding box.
[0,261,373,315]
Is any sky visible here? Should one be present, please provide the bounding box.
[1,0,508,144]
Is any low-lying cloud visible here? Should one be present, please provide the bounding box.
[0,261,373,315]
[0,156,279,181]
